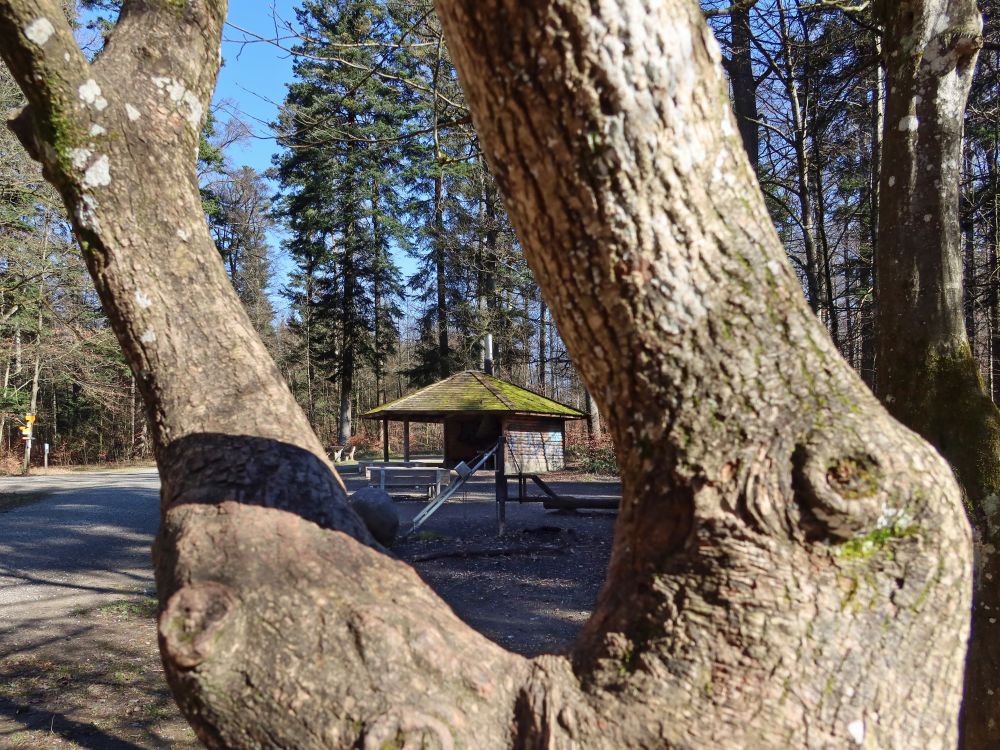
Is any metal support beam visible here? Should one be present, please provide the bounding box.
[382,419,390,462]
[403,420,410,462]
[408,443,498,534]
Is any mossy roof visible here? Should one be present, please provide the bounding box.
[363,370,585,421]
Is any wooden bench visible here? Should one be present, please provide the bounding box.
[368,467,452,498]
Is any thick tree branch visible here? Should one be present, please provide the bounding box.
[0,0,975,747]
[0,0,88,108]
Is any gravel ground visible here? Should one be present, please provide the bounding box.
[0,465,620,748]
[341,469,620,656]
[0,469,162,651]
[1,466,620,656]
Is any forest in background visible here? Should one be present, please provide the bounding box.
[1,0,998,471]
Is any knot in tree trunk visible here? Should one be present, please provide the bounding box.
[160,581,242,669]
[793,442,887,540]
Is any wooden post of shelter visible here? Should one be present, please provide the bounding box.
[496,418,507,535]
[382,419,389,462]
[403,420,410,462]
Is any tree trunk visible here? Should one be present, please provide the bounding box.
[728,1,759,172]
[992,183,1000,402]
[843,234,856,368]
[434,171,449,379]
[860,39,883,392]
[432,38,450,380]
[871,2,998,746]
[338,229,356,447]
[484,167,499,317]
[1,0,972,747]
[963,144,977,358]
[435,0,970,744]
[130,374,136,459]
[372,176,384,406]
[537,297,546,393]
[777,1,822,315]
[584,388,600,436]
[965,216,977,357]
[814,157,839,349]
[337,349,354,447]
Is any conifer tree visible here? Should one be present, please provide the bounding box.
[274,0,406,443]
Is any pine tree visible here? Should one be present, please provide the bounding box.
[206,165,278,346]
[274,0,407,443]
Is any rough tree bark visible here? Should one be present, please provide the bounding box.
[872,2,1000,746]
[1,0,973,748]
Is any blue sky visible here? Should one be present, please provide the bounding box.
[215,3,300,309]
[215,2,299,175]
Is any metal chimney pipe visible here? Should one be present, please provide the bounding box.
[484,333,494,376]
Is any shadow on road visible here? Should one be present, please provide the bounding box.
[0,695,146,750]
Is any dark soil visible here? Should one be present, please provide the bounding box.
[365,471,620,657]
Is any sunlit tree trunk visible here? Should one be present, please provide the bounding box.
[1,0,972,747]
[537,297,546,393]
[871,1,999,746]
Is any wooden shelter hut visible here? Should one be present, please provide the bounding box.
[362,370,585,529]
[363,370,583,468]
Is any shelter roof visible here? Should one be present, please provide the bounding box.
[363,370,585,421]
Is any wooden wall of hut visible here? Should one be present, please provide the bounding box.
[503,418,565,475]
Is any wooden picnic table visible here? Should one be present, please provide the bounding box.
[355,459,442,474]
[367,467,452,499]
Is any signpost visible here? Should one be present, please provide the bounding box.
[19,413,35,475]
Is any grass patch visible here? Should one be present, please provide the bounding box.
[97,597,159,620]
[413,530,448,541]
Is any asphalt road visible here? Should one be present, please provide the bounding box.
[0,469,162,652]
